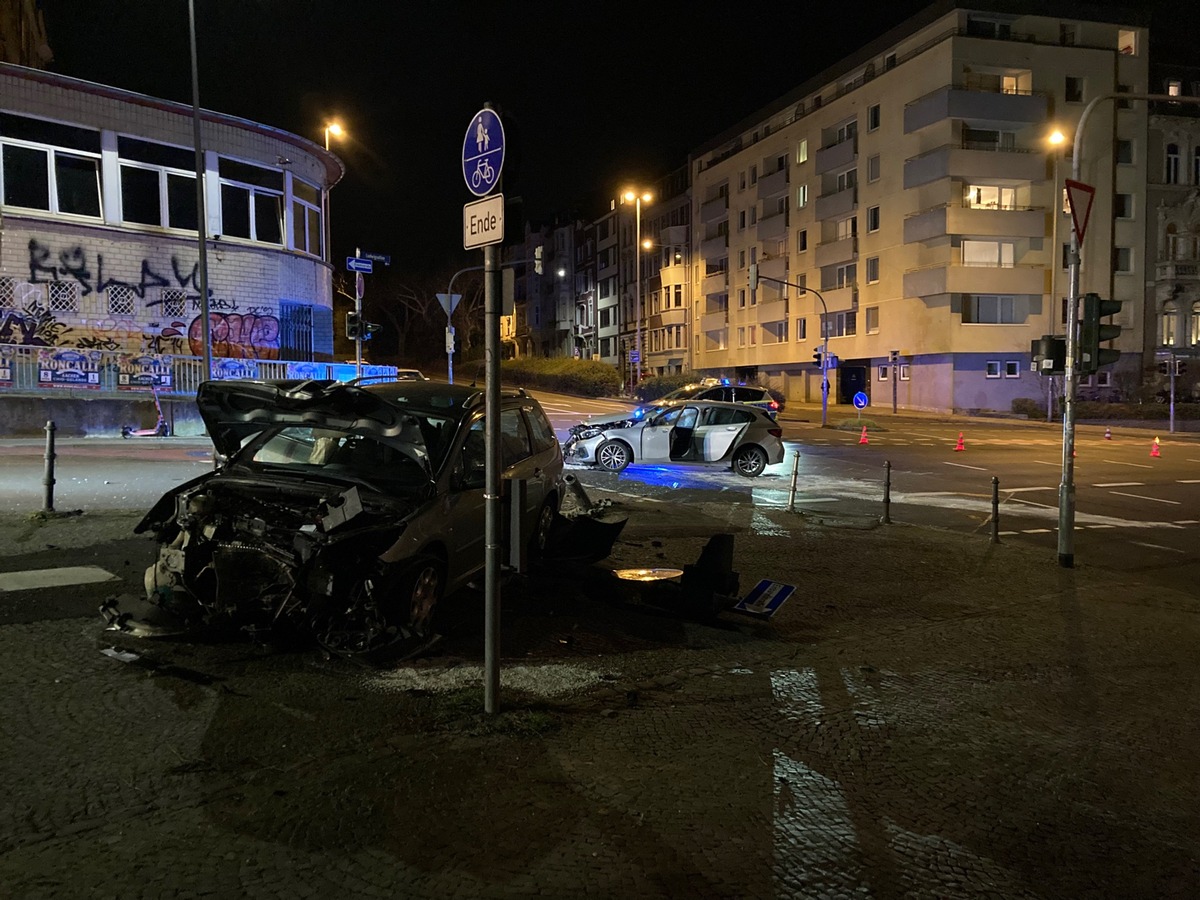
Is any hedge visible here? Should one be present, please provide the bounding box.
[498,357,621,398]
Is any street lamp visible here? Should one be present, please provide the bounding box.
[1046,128,1068,422]
[322,122,344,263]
[622,188,653,390]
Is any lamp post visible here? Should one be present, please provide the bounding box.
[622,189,652,389]
[322,122,344,263]
[186,0,212,381]
[1047,128,1067,422]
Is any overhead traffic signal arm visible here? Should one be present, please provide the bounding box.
[1079,293,1121,375]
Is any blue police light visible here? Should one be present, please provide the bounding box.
[721,378,730,385]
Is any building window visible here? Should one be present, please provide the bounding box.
[797,229,808,252]
[866,305,879,333]
[737,326,746,347]
[964,294,1019,324]
[836,216,857,240]
[107,285,136,317]
[986,361,1002,378]
[867,104,881,131]
[796,139,808,164]
[1114,193,1133,218]
[738,288,746,308]
[833,263,856,288]
[158,288,186,318]
[867,205,880,232]
[899,363,910,381]
[1065,76,1084,103]
[878,365,889,381]
[836,168,857,192]
[866,256,879,284]
[739,171,747,191]
[218,157,284,244]
[1161,301,1178,345]
[962,240,1014,267]
[48,280,79,313]
[867,154,880,183]
[1167,143,1181,183]
[796,184,808,208]
[750,165,758,185]
[1116,140,1133,165]
[1113,247,1133,273]
[1167,79,1182,97]
[291,178,322,256]
[1,143,101,218]
[1118,29,1137,55]
[738,249,746,268]
[748,324,757,345]
[965,185,1016,209]
[763,321,787,343]
[1005,361,1020,378]
[796,317,807,340]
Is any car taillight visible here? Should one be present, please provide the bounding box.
[768,428,782,438]
[769,400,779,410]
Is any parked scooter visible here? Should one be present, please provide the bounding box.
[121,387,171,438]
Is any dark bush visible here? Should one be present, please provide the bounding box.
[634,372,697,402]
[1011,397,1045,418]
[498,357,621,398]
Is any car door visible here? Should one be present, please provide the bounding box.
[668,405,701,460]
[695,406,751,460]
[640,407,681,461]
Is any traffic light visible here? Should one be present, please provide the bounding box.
[362,321,381,341]
[1030,335,1066,375]
[812,349,822,368]
[345,311,360,340]
[1158,361,1170,375]
[748,262,758,292]
[534,245,543,275]
[1079,293,1121,375]
[1177,359,1188,376]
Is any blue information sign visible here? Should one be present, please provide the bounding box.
[346,257,373,273]
[853,391,869,409]
[462,107,505,197]
[734,579,796,619]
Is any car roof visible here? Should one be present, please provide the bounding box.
[655,398,773,416]
[361,380,531,417]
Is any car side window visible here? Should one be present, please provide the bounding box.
[523,404,558,452]
[736,387,766,402]
[500,407,531,467]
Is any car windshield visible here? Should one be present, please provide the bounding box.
[240,414,453,494]
[659,385,708,402]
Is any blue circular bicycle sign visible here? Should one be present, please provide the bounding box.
[462,108,505,197]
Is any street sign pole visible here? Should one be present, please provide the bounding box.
[354,246,364,378]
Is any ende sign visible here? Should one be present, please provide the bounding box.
[463,194,504,249]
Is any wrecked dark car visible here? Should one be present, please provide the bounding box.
[104,378,565,658]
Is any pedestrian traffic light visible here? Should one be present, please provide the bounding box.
[362,321,381,341]
[748,263,758,292]
[812,349,822,368]
[1080,293,1121,375]
[1030,335,1066,375]
[345,311,360,340]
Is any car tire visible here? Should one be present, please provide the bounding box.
[733,445,768,477]
[529,496,557,562]
[596,439,631,472]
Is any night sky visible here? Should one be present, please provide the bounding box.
[38,0,1200,280]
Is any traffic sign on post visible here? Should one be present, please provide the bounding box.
[346,256,373,274]
[436,292,462,317]
[463,194,505,249]
[362,252,391,265]
[1064,179,1095,244]
[462,107,505,197]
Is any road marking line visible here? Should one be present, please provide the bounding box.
[0,566,119,592]
[1131,541,1186,554]
[1094,482,1144,487]
[1087,524,1115,529]
[1022,528,1053,534]
[1108,491,1181,505]
[944,461,987,471]
[1174,519,1200,525]
[1004,486,1056,493]
[998,531,1020,536]
[1178,479,1200,484]
[1033,460,1060,466]
[1103,459,1153,469]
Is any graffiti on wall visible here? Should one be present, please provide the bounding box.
[3,239,281,358]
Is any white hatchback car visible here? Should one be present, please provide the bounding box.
[565,399,785,477]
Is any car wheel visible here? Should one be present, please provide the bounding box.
[596,439,631,472]
[733,445,768,477]
[529,497,557,562]
[310,554,442,660]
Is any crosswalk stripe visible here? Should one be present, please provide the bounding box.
[0,566,119,592]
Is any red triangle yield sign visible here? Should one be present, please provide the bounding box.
[1064,179,1096,245]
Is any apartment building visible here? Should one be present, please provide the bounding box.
[1145,64,1200,401]
[689,0,1148,413]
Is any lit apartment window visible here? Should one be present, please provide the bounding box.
[1161,302,1178,344]
[1118,29,1137,55]
[962,240,1014,267]
[796,139,808,164]
[796,185,808,208]
[965,185,1016,209]
[1167,79,1182,97]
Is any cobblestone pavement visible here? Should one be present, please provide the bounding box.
[1,494,1198,899]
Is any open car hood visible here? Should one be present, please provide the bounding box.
[198,379,404,457]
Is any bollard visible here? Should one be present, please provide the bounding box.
[42,420,57,514]
[991,475,1000,544]
[882,460,892,524]
[786,450,801,513]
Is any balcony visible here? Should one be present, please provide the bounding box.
[756,167,789,200]
[759,255,787,284]
[701,310,728,332]
[659,262,688,286]
[904,85,1048,134]
[903,262,1047,297]
[703,270,729,296]
[660,224,688,245]
[815,234,858,268]
[817,283,858,312]
[658,306,687,327]
[815,136,857,175]
[700,234,729,260]
[756,209,788,241]
[904,145,1045,189]
[1156,261,1200,280]
[904,204,1047,243]
[814,185,857,221]
[700,196,729,224]
[756,297,789,324]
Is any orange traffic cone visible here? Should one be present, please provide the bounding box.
[859,426,869,445]
[1104,427,1112,440]
[1151,436,1161,458]
[954,432,965,452]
